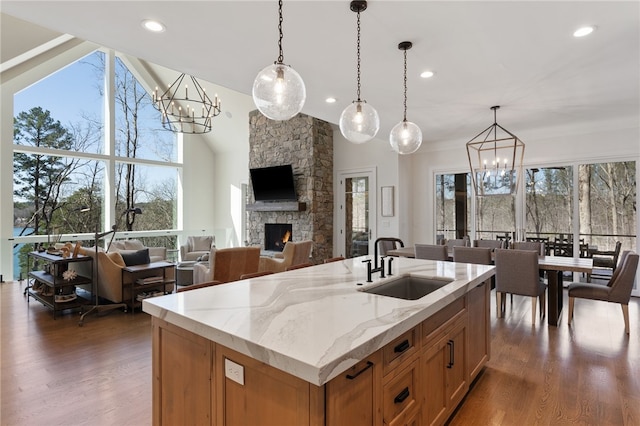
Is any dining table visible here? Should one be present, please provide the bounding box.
[386,247,593,326]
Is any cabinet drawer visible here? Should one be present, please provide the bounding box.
[383,359,419,426]
[422,297,466,347]
[383,327,420,376]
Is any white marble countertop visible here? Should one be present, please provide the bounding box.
[143,256,494,386]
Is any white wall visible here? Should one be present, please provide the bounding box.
[332,127,401,256]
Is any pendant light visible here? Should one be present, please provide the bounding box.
[389,41,422,155]
[466,105,525,195]
[252,0,306,121]
[340,0,380,144]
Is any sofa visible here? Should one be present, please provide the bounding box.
[71,245,174,304]
[109,239,166,262]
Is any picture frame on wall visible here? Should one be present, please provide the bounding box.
[381,186,394,217]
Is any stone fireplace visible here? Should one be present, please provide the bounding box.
[247,111,333,264]
[264,223,292,252]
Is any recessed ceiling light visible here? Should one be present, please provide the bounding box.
[420,70,435,79]
[142,19,166,33]
[325,97,337,104]
[573,26,595,37]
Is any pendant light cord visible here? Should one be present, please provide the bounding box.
[403,48,408,122]
[277,0,284,64]
[356,9,362,101]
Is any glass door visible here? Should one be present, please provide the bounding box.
[338,169,376,258]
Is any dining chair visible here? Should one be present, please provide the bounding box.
[473,239,504,251]
[568,251,638,334]
[324,256,345,263]
[587,240,622,282]
[511,241,545,256]
[445,237,469,252]
[414,244,448,261]
[193,246,261,284]
[494,249,547,325]
[453,246,492,265]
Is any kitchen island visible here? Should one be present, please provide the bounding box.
[143,256,494,426]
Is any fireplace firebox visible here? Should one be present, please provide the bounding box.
[265,224,293,252]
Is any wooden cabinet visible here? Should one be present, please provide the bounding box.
[421,299,468,426]
[467,279,490,381]
[215,345,322,426]
[326,352,382,426]
[152,318,213,426]
[151,285,489,426]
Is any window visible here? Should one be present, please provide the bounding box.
[12,50,181,279]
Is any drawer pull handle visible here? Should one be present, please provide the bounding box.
[394,339,410,353]
[394,387,410,404]
[447,339,454,368]
[346,361,373,380]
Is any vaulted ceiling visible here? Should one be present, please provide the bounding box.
[2,1,639,152]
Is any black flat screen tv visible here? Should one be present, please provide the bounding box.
[250,164,297,202]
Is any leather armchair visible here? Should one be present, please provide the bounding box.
[259,240,314,273]
[193,246,261,284]
[180,235,215,261]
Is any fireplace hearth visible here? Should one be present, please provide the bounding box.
[265,224,293,252]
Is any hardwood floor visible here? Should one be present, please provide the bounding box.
[2,279,639,425]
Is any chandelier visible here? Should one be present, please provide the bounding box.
[153,73,221,134]
[466,106,525,195]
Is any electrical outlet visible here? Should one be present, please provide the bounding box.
[224,358,244,385]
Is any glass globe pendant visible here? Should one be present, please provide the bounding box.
[390,120,422,154]
[252,0,306,121]
[340,100,380,144]
[341,1,379,144]
[253,63,305,121]
[390,41,422,155]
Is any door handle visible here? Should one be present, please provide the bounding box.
[346,361,373,380]
[447,339,454,368]
[394,339,410,354]
[394,387,410,404]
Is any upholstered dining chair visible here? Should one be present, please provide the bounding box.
[453,246,492,265]
[193,246,261,285]
[512,241,545,256]
[445,237,470,252]
[324,256,345,263]
[177,280,222,292]
[473,239,504,251]
[414,244,448,261]
[494,249,547,325]
[568,251,638,334]
[259,240,314,273]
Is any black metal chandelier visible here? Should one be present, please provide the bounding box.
[153,73,221,134]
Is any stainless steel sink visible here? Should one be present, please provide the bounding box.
[360,275,454,300]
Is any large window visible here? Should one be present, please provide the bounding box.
[12,50,180,279]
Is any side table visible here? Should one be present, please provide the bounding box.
[176,261,197,287]
[121,261,176,313]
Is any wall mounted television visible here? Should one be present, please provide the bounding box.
[249,164,297,202]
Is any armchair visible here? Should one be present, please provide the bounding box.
[193,246,261,284]
[180,235,215,261]
[259,240,314,273]
[569,251,638,334]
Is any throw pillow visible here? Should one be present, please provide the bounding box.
[120,248,150,266]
